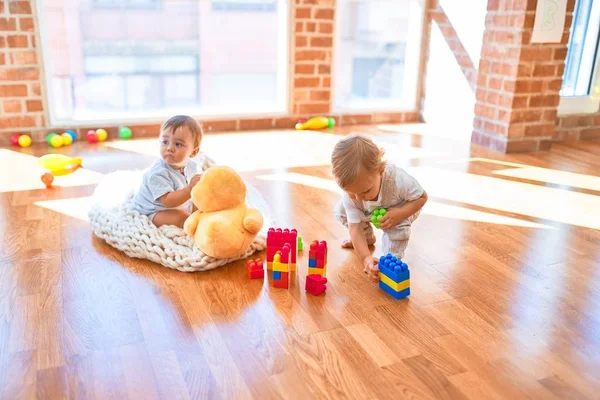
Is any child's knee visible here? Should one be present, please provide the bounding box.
[333,200,348,226]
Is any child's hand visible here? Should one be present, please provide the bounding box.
[378,207,406,230]
[363,256,379,281]
[187,174,202,191]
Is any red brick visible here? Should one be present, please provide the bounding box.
[505,139,542,153]
[30,83,41,96]
[488,77,503,90]
[533,64,556,77]
[294,90,309,102]
[296,35,308,47]
[0,67,39,81]
[3,99,21,113]
[315,9,334,19]
[310,90,330,101]
[503,79,516,92]
[12,51,36,65]
[581,128,600,140]
[295,22,303,33]
[0,17,17,31]
[542,109,558,123]
[202,119,237,132]
[7,35,28,48]
[295,7,311,19]
[319,22,333,34]
[318,64,330,74]
[594,115,600,126]
[560,115,592,127]
[2,115,36,128]
[553,48,568,61]
[0,0,3,13]
[19,17,33,31]
[529,94,559,107]
[295,77,320,88]
[296,50,327,62]
[239,118,275,130]
[0,54,4,65]
[295,64,314,74]
[310,36,332,47]
[341,114,372,125]
[524,13,535,29]
[372,113,404,123]
[322,77,331,87]
[544,79,563,91]
[0,84,27,97]
[515,79,543,93]
[0,37,5,48]
[520,47,553,62]
[306,22,316,32]
[517,63,534,77]
[510,110,543,123]
[274,117,298,129]
[524,124,554,137]
[26,99,42,112]
[507,125,525,137]
[299,103,329,114]
[8,1,31,14]
[513,95,529,108]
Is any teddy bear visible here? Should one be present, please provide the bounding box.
[183,165,264,259]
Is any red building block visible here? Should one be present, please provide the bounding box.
[246,258,264,279]
[273,271,289,289]
[267,228,298,270]
[305,274,327,295]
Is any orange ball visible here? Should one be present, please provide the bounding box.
[41,172,54,188]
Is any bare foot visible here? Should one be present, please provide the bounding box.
[341,235,376,249]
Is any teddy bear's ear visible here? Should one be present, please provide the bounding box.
[191,166,246,213]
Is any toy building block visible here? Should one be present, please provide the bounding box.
[246,258,264,280]
[371,208,387,229]
[297,235,303,251]
[305,274,327,296]
[308,240,327,277]
[378,253,410,299]
[266,228,298,271]
[272,245,291,289]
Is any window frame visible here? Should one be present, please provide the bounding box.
[36,0,290,127]
[331,0,427,114]
[558,0,600,116]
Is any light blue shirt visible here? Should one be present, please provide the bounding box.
[133,159,198,217]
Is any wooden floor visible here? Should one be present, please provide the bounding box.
[1,124,600,399]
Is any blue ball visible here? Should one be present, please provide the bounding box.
[66,129,77,142]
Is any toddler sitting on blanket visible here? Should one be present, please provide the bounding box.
[133,115,204,228]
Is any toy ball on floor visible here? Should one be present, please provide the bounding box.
[47,133,64,148]
[10,134,21,146]
[65,129,77,142]
[61,132,73,146]
[119,126,132,140]
[295,116,335,131]
[41,172,54,188]
[18,134,32,148]
[87,130,99,144]
[96,128,108,142]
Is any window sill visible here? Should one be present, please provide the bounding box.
[557,95,600,116]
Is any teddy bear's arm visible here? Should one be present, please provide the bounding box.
[243,208,264,234]
[183,210,201,236]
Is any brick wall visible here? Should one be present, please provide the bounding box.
[0,0,45,134]
[556,113,600,141]
[0,0,418,146]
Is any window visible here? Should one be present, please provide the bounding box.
[559,0,600,114]
[333,0,425,112]
[212,0,277,12]
[38,0,288,124]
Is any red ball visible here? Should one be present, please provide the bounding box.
[10,134,21,146]
[87,130,98,144]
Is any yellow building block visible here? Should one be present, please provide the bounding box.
[273,260,289,272]
[308,266,327,277]
[379,273,410,292]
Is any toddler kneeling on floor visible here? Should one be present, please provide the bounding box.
[331,134,428,281]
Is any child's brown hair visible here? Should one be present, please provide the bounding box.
[162,115,203,148]
[331,134,386,188]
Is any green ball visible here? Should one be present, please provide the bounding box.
[371,215,378,224]
[326,117,336,129]
[377,215,383,221]
[46,132,58,144]
[379,208,387,216]
[119,126,132,140]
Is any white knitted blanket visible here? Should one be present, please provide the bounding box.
[88,154,273,272]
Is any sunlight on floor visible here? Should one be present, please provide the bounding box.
[411,166,600,230]
[34,196,91,222]
[493,166,600,192]
[0,149,103,193]
[256,172,552,229]
[104,131,442,172]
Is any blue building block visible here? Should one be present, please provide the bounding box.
[379,253,409,282]
[273,271,281,280]
[308,258,317,267]
[379,281,410,299]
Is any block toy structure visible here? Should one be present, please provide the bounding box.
[305,274,327,296]
[378,253,410,299]
[246,258,264,279]
[267,228,298,271]
[371,208,387,229]
[272,244,291,289]
[308,240,327,277]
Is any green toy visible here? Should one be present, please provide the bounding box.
[297,235,303,251]
[371,208,387,229]
[119,126,132,140]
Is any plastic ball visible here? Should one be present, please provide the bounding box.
[87,130,98,144]
[49,134,64,148]
[326,117,336,129]
[65,129,77,142]
[371,215,378,224]
[61,133,73,146]
[10,134,21,146]
[96,128,108,142]
[46,132,58,145]
[18,134,32,148]
[41,172,54,188]
[119,126,132,140]
[377,215,383,221]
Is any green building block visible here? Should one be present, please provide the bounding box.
[371,208,387,229]
[297,235,303,251]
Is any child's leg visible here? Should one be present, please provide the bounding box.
[152,209,190,229]
[382,211,421,258]
[333,199,376,248]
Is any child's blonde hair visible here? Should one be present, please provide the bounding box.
[162,115,204,148]
[331,134,386,188]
